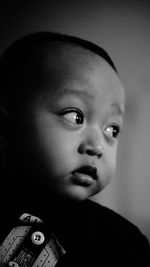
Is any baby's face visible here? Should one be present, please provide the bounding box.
[14,48,125,202]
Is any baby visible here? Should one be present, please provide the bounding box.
[0,32,149,266]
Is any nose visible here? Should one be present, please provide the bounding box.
[78,127,104,159]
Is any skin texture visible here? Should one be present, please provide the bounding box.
[7,46,125,206]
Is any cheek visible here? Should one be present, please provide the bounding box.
[99,146,117,191]
[34,117,78,173]
[105,144,118,173]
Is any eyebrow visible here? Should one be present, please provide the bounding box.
[59,87,94,99]
[111,103,124,116]
[56,88,124,115]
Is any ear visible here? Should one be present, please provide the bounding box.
[0,105,9,150]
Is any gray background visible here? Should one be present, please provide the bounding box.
[0,0,150,241]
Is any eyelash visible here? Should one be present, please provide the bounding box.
[104,124,121,139]
[59,108,121,139]
[60,108,84,125]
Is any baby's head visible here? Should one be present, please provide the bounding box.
[0,32,125,204]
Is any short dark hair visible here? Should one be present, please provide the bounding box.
[0,31,117,108]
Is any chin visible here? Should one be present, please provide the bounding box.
[61,185,98,202]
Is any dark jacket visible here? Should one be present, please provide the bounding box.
[53,200,150,266]
[1,200,150,266]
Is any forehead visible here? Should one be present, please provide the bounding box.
[40,45,125,112]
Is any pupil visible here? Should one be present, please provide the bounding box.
[113,127,118,137]
[76,114,83,124]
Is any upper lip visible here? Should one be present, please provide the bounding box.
[72,165,98,180]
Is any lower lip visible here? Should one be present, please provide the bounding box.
[72,172,95,186]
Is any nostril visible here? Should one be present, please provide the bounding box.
[78,143,103,158]
[86,149,95,156]
[86,148,103,158]
[97,151,103,159]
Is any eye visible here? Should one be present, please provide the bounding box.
[60,108,84,125]
[105,124,120,139]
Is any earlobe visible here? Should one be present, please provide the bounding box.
[0,105,9,150]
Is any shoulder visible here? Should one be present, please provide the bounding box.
[83,199,148,237]
[82,199,142,230]
[82,199,150,258]
[63,199,150,266]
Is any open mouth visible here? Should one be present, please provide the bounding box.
[72,165,98,186]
